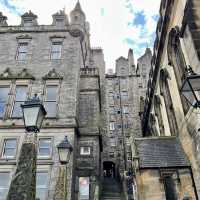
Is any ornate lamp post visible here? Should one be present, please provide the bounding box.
[7,94,46,200]
[180,66,200,108]
[54,136,73,200]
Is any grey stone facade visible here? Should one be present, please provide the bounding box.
[0,2,104,200]
[103,48,152,175]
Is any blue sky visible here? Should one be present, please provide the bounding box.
[0,0,161,71]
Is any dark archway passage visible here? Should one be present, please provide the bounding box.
[103,161,115,178]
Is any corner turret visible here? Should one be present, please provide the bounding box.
[70,1,86,27]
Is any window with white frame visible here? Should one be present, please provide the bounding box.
[12,85,28,118]
[44,85,58,118]
[110,138,116,147]
[80,147,91,155]
[0,86,9,118]
[38,138,52,158]
[51,42,62,60]
[109,122,115,131]
[36,171,49,200]
[2,138,17,159]
[123,106,129,114]
[16,42,28,60]
[121,91,128,100]
[0,172,10,200]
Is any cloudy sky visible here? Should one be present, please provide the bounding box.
[0,0,161,70]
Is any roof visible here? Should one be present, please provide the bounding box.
[135,137,190,169]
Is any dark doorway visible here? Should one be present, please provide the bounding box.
[103,161,115,178]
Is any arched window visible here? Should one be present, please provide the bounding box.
[149,113,159,136]
[167,27,189,114]
[160,69,178,136]
[154,95,165,136]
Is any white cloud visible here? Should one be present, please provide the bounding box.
[0,0,161,71]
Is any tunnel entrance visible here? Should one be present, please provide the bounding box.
[103,161,115,178]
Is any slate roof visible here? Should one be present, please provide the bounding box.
[135,137,190,169]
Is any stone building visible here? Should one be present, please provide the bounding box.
[0,2,105,200]
[1,0,199,200]
[102,48,152,199]
[139,0,200,199]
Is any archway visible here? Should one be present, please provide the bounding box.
[103,161,115,178]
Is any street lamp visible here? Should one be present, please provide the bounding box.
[54,136,73,200]
[7,94,46,200]
[57,136,73,164]
[180,66,200,108]
[21,94,47,133]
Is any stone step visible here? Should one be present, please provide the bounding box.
[101,178,124,200]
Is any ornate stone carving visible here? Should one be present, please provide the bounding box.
[7,135,37,200]
[0,68,14,79]
[16,34,32,40]
[43,68,63,80]
[0,68,34,80]
[17,68,35,80]
[54,166,67,200]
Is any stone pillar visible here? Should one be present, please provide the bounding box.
[7,133,37,200]
[54,165,67,200]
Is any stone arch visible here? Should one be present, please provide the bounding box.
[103,161,116,178]
[167,27,189,113]
[154,95,165,136]
[160,68,178,136]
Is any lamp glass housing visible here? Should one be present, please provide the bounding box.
[21,99,46,133]
[58,147,71,164]
[57,136,73,164]
[181,74,200,106]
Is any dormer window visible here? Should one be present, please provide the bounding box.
[21,11,38,26]
[24,19,33,27]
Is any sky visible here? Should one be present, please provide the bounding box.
[0,0,161,71]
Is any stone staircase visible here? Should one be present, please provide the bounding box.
[101,177,125,200]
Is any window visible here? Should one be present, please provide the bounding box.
[44,85,58,118]
[38,138,52,158]
[0,87,9,118]
[121,91,128,100]
[0,172,10,200]
[12,86,28,118]
[117,124,122,129]
[124,123,129,129]
[123,106,129,114]
[24,19,33,26]
[79,177,90,200]
[80,147,91,155]
[2,139,17,159]
[16,43,28,60]
[36,172,48,200]
[109,122,115,131]
[51,42,62,60]
[163,176,177,200]
[110,138,116,147]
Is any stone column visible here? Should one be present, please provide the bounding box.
[54,165,67,200]
[7,132,37,200]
